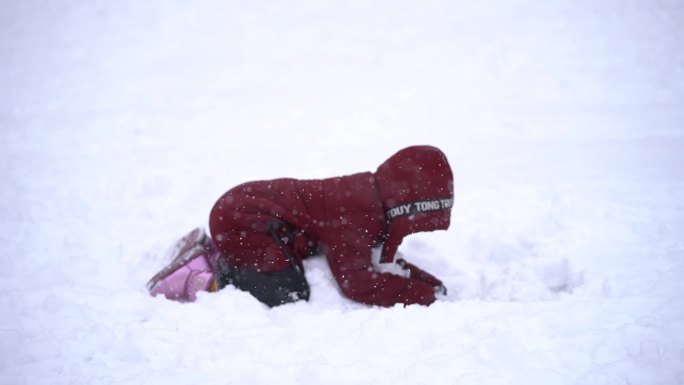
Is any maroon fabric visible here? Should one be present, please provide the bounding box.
[396,258,444,288]
[209,145,453,307]
[374,145,454,263]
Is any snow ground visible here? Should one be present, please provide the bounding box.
[1,1,684,384]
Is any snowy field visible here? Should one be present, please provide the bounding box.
[2,1,684,384]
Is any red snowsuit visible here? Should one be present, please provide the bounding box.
[209,145,453,307]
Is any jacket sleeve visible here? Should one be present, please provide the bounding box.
[323,229,436,307]
[396,258,444,288]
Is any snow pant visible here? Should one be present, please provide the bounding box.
[215,258,310,307]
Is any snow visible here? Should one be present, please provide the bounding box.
[2,0,684,384]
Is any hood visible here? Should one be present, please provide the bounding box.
[374,145,454,263]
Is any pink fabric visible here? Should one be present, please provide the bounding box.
[149,253,215,302]
[148,227,223,302]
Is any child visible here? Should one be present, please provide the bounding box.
[148,145,453,307]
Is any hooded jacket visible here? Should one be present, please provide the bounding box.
[209,145,453,306]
